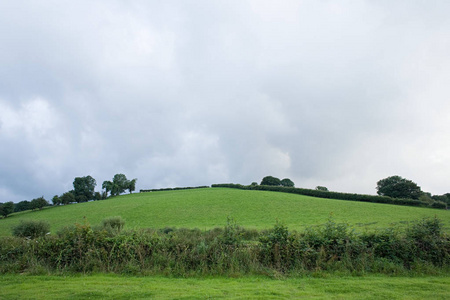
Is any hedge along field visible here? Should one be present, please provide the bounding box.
[0,188,449,236]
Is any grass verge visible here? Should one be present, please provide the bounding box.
[1,274,449,299]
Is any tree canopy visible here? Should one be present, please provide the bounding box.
[281,178,295,187]
[73,175,96,202]
[103,174,137,197]
[0,202,14,218]
[260,176,282,186]
[376,175,423,200]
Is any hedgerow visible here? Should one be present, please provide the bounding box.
[0,217,448,276]
[211,183,448,209]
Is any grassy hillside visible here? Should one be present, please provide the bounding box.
[0,188,448,236]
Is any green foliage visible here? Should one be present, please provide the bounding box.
[261,176,281,186]
[281,178,295,187]
[12,220,50,238]
[73,175,97,201]
[376,175,423,200]
[2,217,448,276]
[102,181,113,197]
[127,179,137,194]
[51,195,61,206]
[112,174,128,196]
[60,192,75,205]
[0,202,14,218]
[212,183,446,209]
[316,186,328,191]
[30,197,49,210]
[14,200,30,212]
[101,216,125,233]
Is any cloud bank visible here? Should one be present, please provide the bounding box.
[1,1,450,202]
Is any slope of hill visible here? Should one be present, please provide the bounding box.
[0,188,448,236]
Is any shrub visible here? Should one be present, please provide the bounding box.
[12,220,50,238]
[102,216,125,233]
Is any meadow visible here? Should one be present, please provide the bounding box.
[0,188,449,236]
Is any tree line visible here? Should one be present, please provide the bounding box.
[0,173,137,218]
[214,174,448,209]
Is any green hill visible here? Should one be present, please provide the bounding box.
[1,187,448,236]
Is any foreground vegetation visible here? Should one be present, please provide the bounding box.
[1,188,449,237]
[1,216,448,276]
[1,274,449,299]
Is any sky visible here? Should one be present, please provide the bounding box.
[1,1,450,203]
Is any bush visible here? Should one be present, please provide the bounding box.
[12,220,50,238]
[102,216,125,233]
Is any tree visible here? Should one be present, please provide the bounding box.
[261,176,282,186]
[127,178,137,194]
[94,191,102,201]
[73,175,96,201]
[112,174,129,196]
[30,197,48,210]
[60,192,75,205]
[52,195,61,206]
[316,186,328,191]
[102,180,113,198]
[14,200,30,212]
[376,175,423,199]
[280,178,295,187]
[0,202,14,218]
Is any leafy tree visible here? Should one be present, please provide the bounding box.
[52,195,61,206]
[0,202,14,218]
[94,191,102,201]
[60,192,75,205]
[376,175,423,200]
[14,200,30,212]
[127,178,137,194]
[316,186,328,191]
[30,197,48,210]
[102,180,113,198]
[112,174,129,196]
[280,178,295,187]
[73,175,96,201]
[261,176,281,186]
[250,182,258,186]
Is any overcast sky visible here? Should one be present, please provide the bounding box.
[1,1,450,202]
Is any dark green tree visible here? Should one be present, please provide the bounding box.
[376,175,423,199]
[73,175,96,201]
[60,192,75,205]
[261,176,281,186]
[30,197,48,210]
[14,200,30,212]
[102,180,113,198]
[316,186,328,191]
[127,178,137,194]
[112,174,129,196]
[52,195,61,206]
[0,202,14,218]
[94,191,102,201]
[280,178,295,187]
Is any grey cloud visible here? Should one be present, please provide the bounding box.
[1,1,450,202]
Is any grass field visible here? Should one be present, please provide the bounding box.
[1,188,448,236]
[1,274,449,299]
